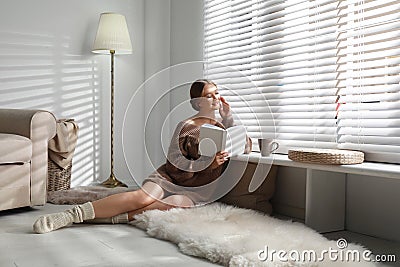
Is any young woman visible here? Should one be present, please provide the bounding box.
[33,79,251,234]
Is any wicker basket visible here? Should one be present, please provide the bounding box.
[47,159,72,192]
[288,148,364,165]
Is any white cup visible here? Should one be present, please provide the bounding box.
[258,138,279,157]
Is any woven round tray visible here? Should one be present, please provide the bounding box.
[288,148,364,165]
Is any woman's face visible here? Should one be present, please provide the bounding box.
[198,83,221,111]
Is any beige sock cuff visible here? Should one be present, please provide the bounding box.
[80,202,95,220]
[84,213,129,224]
[112,213,129,224]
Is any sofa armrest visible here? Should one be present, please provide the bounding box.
[0,109,55,139]
[0,109,57,206]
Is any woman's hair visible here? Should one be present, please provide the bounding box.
[189,79,216,111]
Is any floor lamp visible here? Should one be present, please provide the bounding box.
[92,13,132,187]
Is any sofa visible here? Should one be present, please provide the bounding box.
[0,109,56,211]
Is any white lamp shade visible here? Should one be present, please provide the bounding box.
[92,13,132,54]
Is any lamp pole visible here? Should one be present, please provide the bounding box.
[101,50,127,188]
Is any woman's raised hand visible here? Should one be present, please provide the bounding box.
[219,96,232,119]
[211,151,229,169]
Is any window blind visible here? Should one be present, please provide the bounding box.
[204,0,339,152]
[336,0,400,164]
[204,0,400,164]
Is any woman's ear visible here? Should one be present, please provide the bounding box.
[197,99,203,110]
[190,98,200,111]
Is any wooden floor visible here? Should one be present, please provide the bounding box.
[1,204,399,267]
[0,204,218,267]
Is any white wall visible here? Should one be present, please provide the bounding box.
[0,0,145,187]
[142,0,172,179]
[346,174,400,242]
[272,166,306,220]
[137,0,204,184]
[272,167,400,242]
[169,0,204,126]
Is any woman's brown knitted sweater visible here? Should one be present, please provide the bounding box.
[142,118,252,203]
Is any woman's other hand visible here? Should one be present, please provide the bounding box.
[219,96,232,119]
[211,151,229,169]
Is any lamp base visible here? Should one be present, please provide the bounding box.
[100,173,128,188]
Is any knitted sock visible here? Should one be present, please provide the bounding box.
[84,213,129,224]
[33,202,95,234]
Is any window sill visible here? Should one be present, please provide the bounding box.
[232,152,400,180]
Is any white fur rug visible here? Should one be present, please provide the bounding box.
[132,203,378,267]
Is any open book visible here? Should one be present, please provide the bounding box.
[199,124,247,157]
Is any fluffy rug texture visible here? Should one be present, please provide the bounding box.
[132,203,378,267]
[47,186,134,204]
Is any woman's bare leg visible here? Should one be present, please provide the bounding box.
[92,182,165,218]
[33,182,165,233]
[127,194,194,221]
